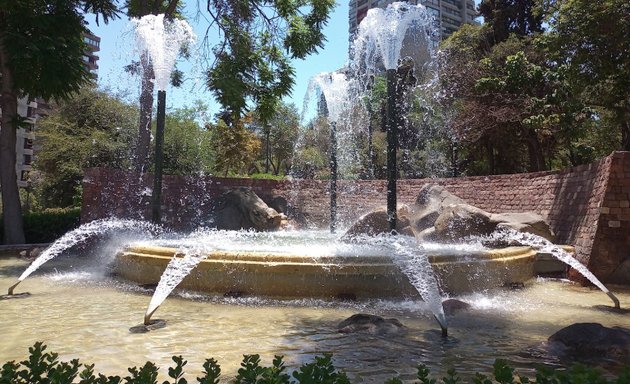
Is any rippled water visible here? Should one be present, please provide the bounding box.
[1,256,628,382]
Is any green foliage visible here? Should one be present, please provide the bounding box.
[23,207,81,243]
[205,0,335,122]
[250,102,301,176]
[0,0,118,100]
[291,117,330,179]
[0,208,80,244]
[543,0,630,150]
[160,108,214,176]
[291,354,350,384]
[34,87,139,208]
[2,343,630,384]
[206,118,262,177]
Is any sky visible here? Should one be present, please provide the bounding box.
[87,1,351,119]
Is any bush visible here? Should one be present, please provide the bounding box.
[2,343,629,384]
[22,208,81,243]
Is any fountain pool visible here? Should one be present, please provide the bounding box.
[1,255,628,382]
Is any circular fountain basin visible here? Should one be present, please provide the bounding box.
[114,244,537,298]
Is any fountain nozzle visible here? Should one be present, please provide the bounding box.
[434,314,448,338]
[607,291,621,309]
[0,280,30,300]
[8,280,20,295]
[144,308,157,326]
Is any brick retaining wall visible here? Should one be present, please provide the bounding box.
[82,151,630,284]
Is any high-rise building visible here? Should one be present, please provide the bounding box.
[349,0,478,43]
[82,32,101,80]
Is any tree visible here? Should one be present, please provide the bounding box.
[205,0,335,124]
[253,102,301,175]
[0,0,118,244]
[161,107,214,176]
[478,0,545,44]
[291,117,330,179]
[544,0,630,150]
[437,21,591,175]
[206,118,261,177]
[35,87,138,208]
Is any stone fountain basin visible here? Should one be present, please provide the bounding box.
[114,245,538,298]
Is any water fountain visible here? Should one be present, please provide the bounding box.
[304,72,352,232]
[131,14,195,224]
[1,2,627,379]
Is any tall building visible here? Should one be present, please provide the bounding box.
[349,0,477,43]
[82,32,101,80]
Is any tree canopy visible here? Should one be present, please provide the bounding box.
[205,0,335,123]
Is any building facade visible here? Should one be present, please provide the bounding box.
[82,32,101,80]
[349,0,478,42]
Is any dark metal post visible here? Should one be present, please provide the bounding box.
[330,121,338,233]
[152,90,166,224]
[386,69,397,233]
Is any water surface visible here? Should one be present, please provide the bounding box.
[1,256,628,382]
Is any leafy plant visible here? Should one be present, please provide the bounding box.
[2,343,629,384]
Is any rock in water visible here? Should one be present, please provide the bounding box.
[548,322,630,364]
[338,314,406,336]
[442,298,471,315]
[343,208,413,238]
[214,188,284,231]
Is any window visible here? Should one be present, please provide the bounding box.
[24,138,33,149]
[23,154,32,165]
[20,170,30,182]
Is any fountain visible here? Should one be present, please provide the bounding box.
[131,14,195,224]
[1,2,627,380]
[304,72,352,233]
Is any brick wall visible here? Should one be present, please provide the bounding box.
[82,151,630,283]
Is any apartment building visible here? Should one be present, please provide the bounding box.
[83,32,101,79]
[349,0,478,42]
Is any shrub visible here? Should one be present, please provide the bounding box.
[2,343,629,384]
[22,207,81,243]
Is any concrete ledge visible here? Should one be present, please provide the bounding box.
[114,245,538,298]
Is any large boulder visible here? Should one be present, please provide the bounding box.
[491,212,555,241]
[214,188,284,231]
[547,323,630,364]
[408,184,467,234]
[431,204,497,241]
[343,207,413,238]
[409,184,554,243]
[337,314,406,336]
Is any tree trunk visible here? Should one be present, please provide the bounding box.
[0,33,25,244]
[264,129,270,173]
[486,140,495,174]
[134,51,155,174]
[618,109,630,151]
[525,129,546,172]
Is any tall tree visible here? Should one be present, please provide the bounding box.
[545,0,630,150]
[0,0,118,244]
[478,0,545,44]
[253,102,301,175]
